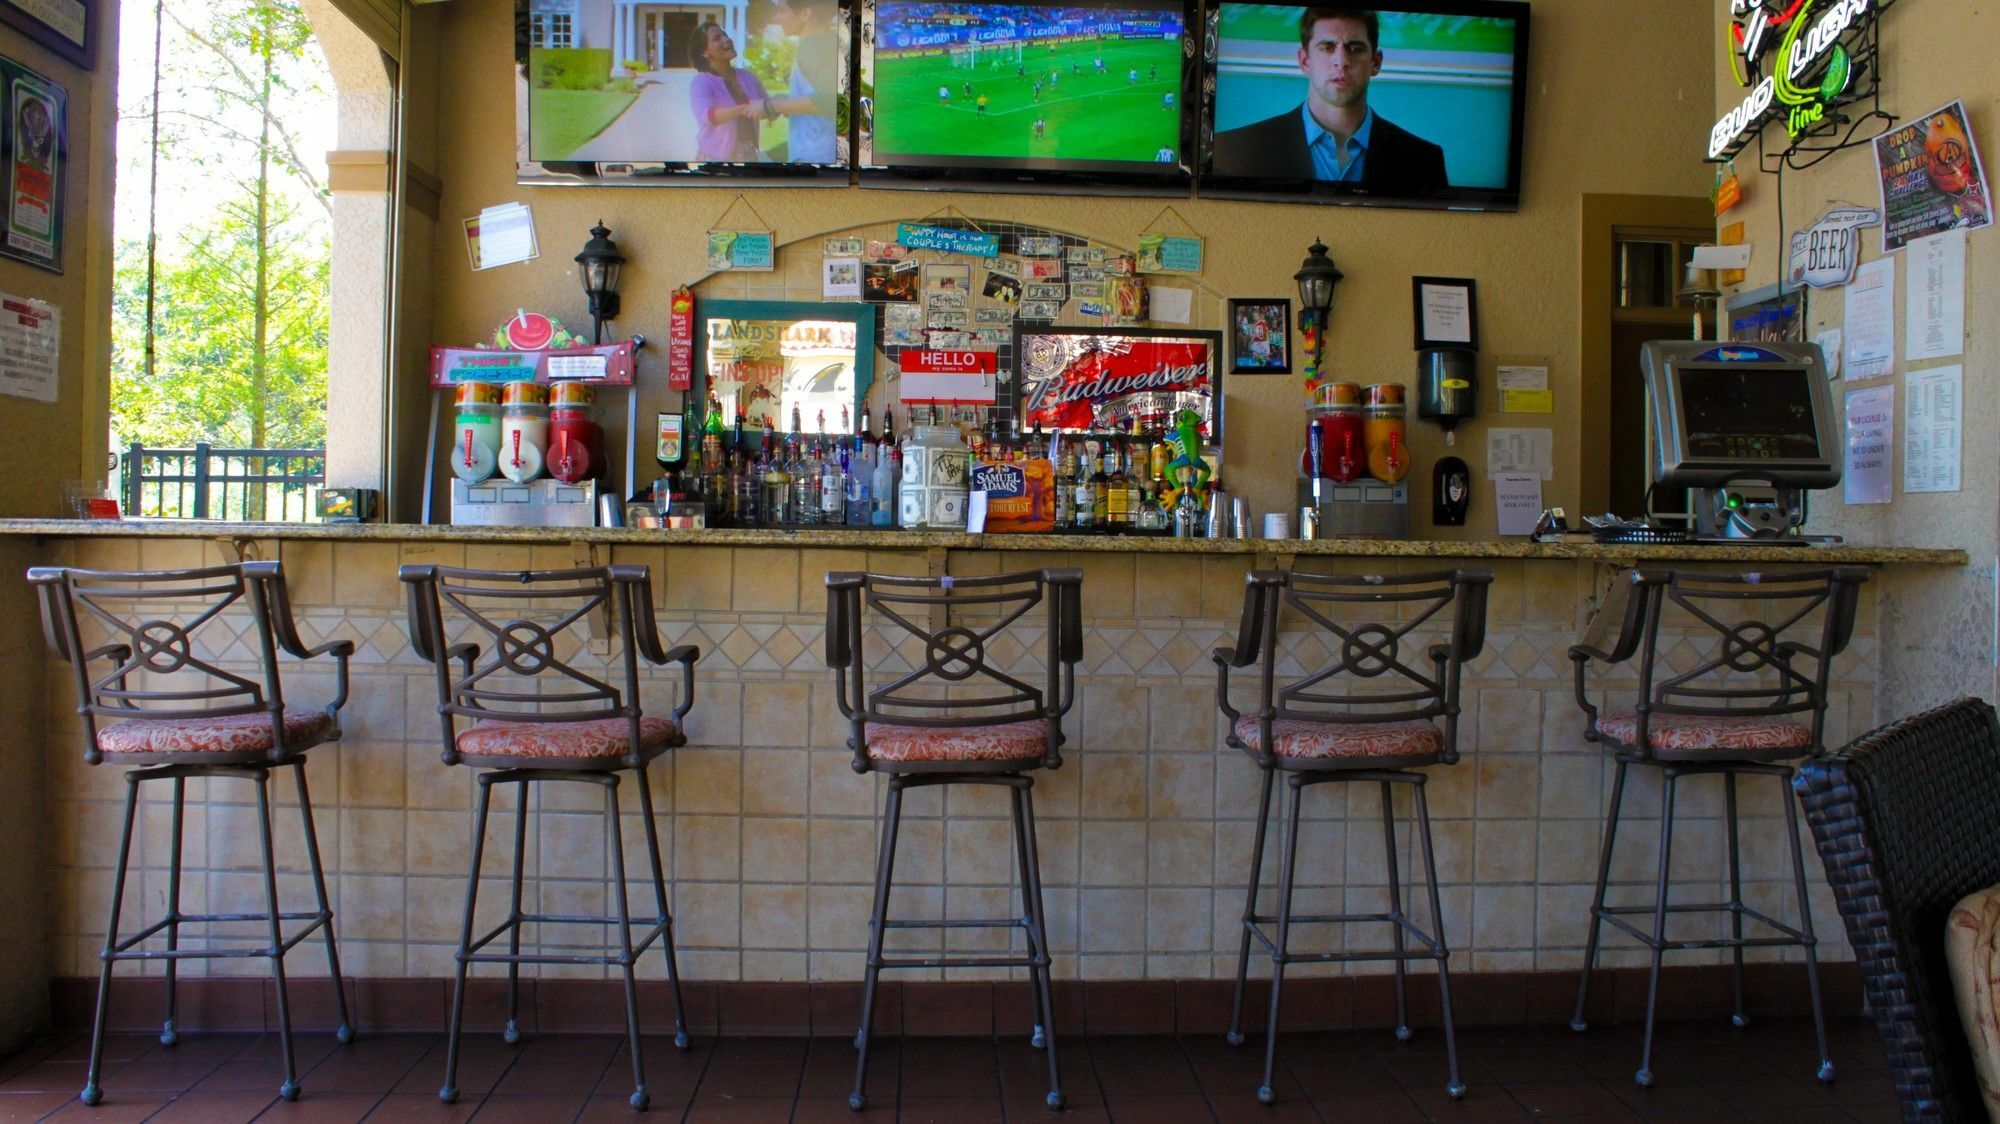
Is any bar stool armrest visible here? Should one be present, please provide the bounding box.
[245,561,352,712]
[1045,567,1083,717]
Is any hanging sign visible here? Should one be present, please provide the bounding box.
[1136,233,1203,275]
[1709,0,1895,161]
[0,56,64,274]
[1786,205,1880,287]
[706,229,774,271]
[899,349,998,404]
[667,287,694,392]
[895,222,1000,258]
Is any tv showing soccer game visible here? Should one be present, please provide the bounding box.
[516,0,853,184]
[858,0,1196,191]
[1198,0,1529,209]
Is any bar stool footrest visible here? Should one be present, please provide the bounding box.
[1593,902,1812,950]
[107,913,332,959]
[460,914,670,965]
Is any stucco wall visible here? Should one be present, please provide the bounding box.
[421,0,1717,535]
[1709,1,1999,713]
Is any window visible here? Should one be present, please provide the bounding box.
[110,0,397,520]
[531,12,575,49]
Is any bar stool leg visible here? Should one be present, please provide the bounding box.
[1413,781,1464,1099]
[81,774,142,1107]
[851,779,905,1112]
[503,778,529,1046]
[293,762,354,1045]
[1009,785,1050,1049]
[441,775,496,1105]
[1781,770,1835,1084]
[1724,772,1748,1029]
[1225,769,1277,1049]
[1016,782,1063,1109]
[1256,778,1305,1105]
[605,776,650,1111]
[1381,780,1410,1041]
[1571,760,1630,1033]
[1634,770,1679,1089]
[160,776,186,1048]
[255,771,302,1102]
[635,761,691,1049]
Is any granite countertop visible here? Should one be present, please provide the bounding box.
[0,519,1968,565]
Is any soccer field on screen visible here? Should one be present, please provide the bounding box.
[873,35,1184,163]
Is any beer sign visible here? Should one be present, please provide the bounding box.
[1710,0,1898,162]
[1014,327,1220,435]
[1786,205,1880,288]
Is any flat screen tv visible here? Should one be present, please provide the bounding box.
[516,0,855,185]
[857,0,1197,193]
[1198,0,1529,210]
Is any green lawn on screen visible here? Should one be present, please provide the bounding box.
[531,89,639,160]
[873,35,1182,161]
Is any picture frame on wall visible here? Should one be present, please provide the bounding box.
[0,0,91,70]
[1412,276,1479,350]
[1226,297,1290,374]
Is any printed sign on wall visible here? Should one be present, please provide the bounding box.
[1786,205,1879,288]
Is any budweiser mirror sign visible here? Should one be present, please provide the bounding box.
[1711,0,1896,161]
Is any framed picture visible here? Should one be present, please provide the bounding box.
[0,0,91,70]
[1412,276,1479,349]
[1226,298,1290,374]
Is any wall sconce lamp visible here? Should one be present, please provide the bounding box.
[1293,238,1344,387]
[575,221,626,344]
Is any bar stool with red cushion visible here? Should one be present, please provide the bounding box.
[401,563,699,1112]
[30,560,355,1108]
[823,567,1082,1112]
[1214,568,1492,1105]
[1568,567,1867,1089]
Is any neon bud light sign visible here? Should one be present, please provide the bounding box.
[1710,0,1888,161]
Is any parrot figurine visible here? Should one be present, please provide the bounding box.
[1158,408,1211,509]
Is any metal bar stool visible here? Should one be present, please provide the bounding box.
[823,567,1082,1112]
[1569,566,1867,1088]
[1214,568,1491,1105]
[30,560,355,1107]
[401,563,699,1112]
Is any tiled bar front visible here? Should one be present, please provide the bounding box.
[36,532,1896,1023]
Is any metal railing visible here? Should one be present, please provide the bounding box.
[121,442,325,522]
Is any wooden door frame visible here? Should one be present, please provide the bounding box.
[1578,194,1714,514]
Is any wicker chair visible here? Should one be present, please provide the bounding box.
[1798,697,2000,1123]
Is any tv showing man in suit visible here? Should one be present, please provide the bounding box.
[1206,3,1524,201]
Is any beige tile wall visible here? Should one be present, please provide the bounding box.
[41,538,1878,988]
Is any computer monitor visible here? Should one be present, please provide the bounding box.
[1641,342,1841,491]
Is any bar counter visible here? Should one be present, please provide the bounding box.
[6,519,1968,1035]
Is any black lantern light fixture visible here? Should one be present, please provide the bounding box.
[575,221,626,344]
[1293,238,1344,385]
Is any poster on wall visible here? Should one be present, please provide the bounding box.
[1874,101,1992,253]
[0,56,64,274]
[0,0,90,70]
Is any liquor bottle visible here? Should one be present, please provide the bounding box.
[732,442,757,527]
[1078,436,1102,532]
[702,408,728,526]
[1106,438,1130,533]
[1121,436,1142,534]
[821,431,845,523]
[785,407,809,525]
[871,410,898,527]
[845,421,871,527]
[1090,436,1112,533]
[760,421,787,526]
[859,406,876,469]
[1053,431,1075,529]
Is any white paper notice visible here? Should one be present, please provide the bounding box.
[1813,328,1843,380]
[0,292,58,403]
[474,203,539,270]
[1486,427,1553,480]
[1150,286,1193,326]
[1843,384,1893,505]
[1844,257,1895,379]
[545,354,608,380]
[1494,474,1542,536]
[1691,243,1754,270]
[1905,230,1965,362]
[1904,365,1962,494]
[1496,364,1552,412]
[1418,283,1473,344]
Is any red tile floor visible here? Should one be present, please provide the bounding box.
[0,1016,1899,1122]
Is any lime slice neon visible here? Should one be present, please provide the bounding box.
[1820,45,1851,101]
